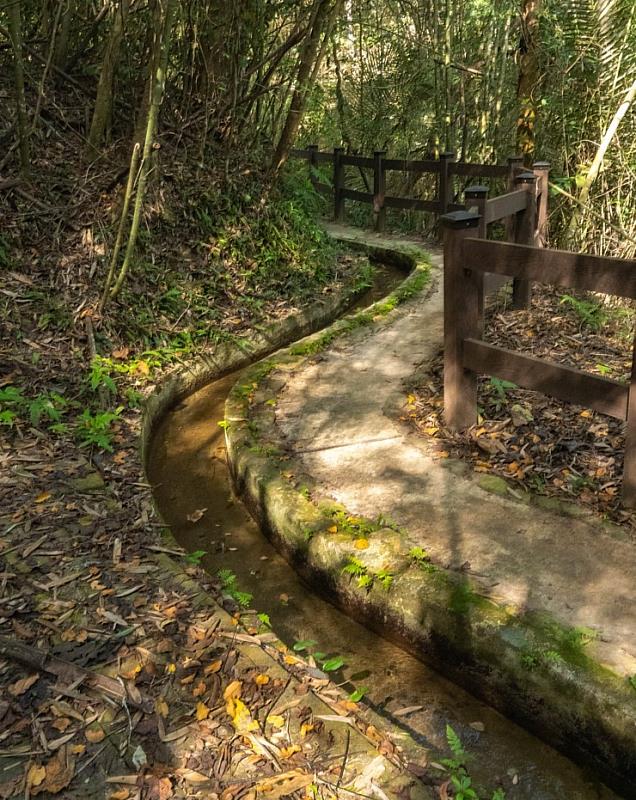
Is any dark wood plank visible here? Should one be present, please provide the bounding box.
[463,239,636,299]
[463,339,628,419]
[340,188,374,203]
[340,154,374,167]
[383,195,439,212]
[622,333,636,506]
[451,162,509,178]
[442,213,482,429]
[485,189,528,223]
[383,158,440,173]
[290,148,333,163]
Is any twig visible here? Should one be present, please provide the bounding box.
[0,634,152,712]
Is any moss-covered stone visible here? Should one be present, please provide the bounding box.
[476,474,509,496]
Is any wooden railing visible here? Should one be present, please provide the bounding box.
[291,147,538,233]
[441,209,636,506]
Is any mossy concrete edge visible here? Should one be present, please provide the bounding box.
[139,235,417,467]
[224,244,636,794]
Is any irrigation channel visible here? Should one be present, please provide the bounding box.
[148,260,619,800]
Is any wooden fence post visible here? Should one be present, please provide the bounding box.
[307,144,318,191]
[373,149,386,232]
[532,160,550,247]
[464,186,489,333]
[438,151,456,215]
[442,210,482,430]
[511,171,537,310]
[622,338,636,507]
[464,185,488,239]
[505,155,524,242]
[333,147,345,222]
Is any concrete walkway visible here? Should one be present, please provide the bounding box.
[275,224,636,679]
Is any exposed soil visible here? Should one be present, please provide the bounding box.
[410,284,636,526]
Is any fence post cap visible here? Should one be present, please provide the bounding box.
[507,154,524,164]
[439,151,456,160]
[373,149,387,156]
[440,210,480,229]
[532,160,551,169]
[333,146,345,153]
[515,171,537,183]
[464,184,488,197]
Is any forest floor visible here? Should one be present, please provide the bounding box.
[0,151,430,798]
[409,284,636,526]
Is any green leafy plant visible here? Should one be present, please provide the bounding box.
[441,725,505,800]
[217,569,253,609]
[76,407,122,452]
[488,377,517,410]
[88,356,118,394]
[257,613,272,629]
[184,549,206,565]
[348,686,369,702]
[560,294,607,331]
[0,386,68,431]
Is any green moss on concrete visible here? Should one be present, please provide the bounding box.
[477,474,510,497]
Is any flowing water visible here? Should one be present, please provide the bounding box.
[148,265,620,800]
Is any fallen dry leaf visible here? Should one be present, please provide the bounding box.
[9,673,39,696]
[186,508,207,523]
[26,764,46,789]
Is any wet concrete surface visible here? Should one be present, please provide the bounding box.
[147,266,620,800]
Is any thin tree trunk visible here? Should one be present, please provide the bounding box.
[271,0,341,174]
[85,0,131,157]
[109,0,177,301]
[565,77,636,246]
[516,0,541,163]
[8,0,29,176]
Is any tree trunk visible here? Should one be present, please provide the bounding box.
[8,0,29,176]
[271,0,341,174]
[85,0,131,157]
[516,0,541,164]
[109,0,177,301]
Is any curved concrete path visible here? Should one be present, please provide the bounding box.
[276,224,636,679]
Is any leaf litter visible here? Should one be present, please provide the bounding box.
[409,284,636,527]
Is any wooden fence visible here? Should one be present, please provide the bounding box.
[442,207,636,507]
[291,146,534,233]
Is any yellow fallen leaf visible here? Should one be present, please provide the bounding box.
[284,655,297,665]
[166,663,176,674]
[204,658,223,674]
[327,525,338,533]
[155,698,169,717]
[70,744,85,755]
[109,791,130,800]
[27,764,46,788]
[254,673,270,686]
[280,745,301,759]
[230,698,259,733]
[267,714,285,728]
[354,538,369,550]
[300,722,314,738]
[223,680,242,702]
[35,492,51,504]
[580,410,592,418]
[195,702,210,721]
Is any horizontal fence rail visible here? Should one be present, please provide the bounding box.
[441,207,636,507]
[290,146,533,235]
